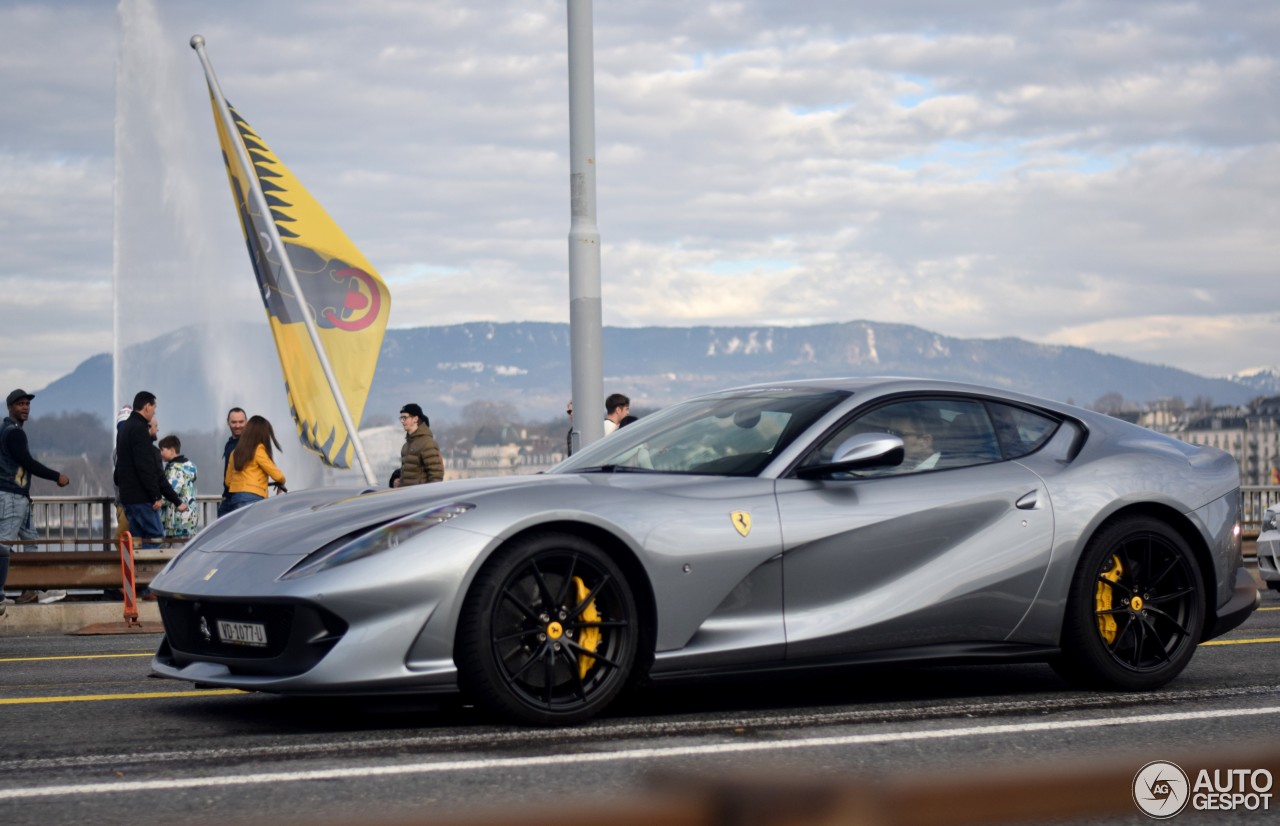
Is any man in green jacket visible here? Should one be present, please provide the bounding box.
[398,403,444,485]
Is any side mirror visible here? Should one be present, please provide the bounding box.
[796,432,905,479]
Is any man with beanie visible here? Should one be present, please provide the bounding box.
[1,390,69,614]
[398,403,444,485]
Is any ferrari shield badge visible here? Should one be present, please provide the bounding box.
[731,511,752,537]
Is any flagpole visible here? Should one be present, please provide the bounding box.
[566,0,605,450]
[190,35,378,486]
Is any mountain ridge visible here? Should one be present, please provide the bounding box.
[32,319,1269,429]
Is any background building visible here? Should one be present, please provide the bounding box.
[1159,396,1280,486]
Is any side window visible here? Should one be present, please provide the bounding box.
[986,402,1060,460]
[805,398,1002,477]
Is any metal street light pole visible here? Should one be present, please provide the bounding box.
[566,0,604,452]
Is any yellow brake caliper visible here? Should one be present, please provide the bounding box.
[1095,555,1124,644]
[573,576,602,679]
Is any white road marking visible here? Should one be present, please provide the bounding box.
[3,683,1277,773]
[4,704,1280,800]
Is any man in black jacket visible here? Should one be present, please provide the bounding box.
[115,391,185,548]
[1,389,70,614]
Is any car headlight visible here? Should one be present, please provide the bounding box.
[1264,508,1278,533]
[280,503,474,580]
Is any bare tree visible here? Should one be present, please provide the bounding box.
[458,400,521,430]
[1091,392,1127,415]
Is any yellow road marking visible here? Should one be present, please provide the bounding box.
[0,653,153,663]
[0,689,243,705]
[1258,606,1280,612]
[1201,636,1280,646]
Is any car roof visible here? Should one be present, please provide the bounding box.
[721,376,1049,402]
[705,376,1107,427]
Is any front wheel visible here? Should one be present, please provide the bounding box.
[456,532,639,725]
[1054,516,1205,691]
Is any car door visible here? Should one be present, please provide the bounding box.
[775,397,1055,660]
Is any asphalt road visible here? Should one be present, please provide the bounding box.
[2,589,1279,826]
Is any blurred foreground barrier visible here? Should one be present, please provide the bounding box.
[328,746,1280,826]
[641,747,1280,826]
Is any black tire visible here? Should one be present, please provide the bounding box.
[456,532,639,725]
[1053,516,1205,690]
[1267,582,1280,593]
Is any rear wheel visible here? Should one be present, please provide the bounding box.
[1054,516,1205,690]
[456,532,638,725]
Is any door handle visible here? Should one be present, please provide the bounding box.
[1016,490,1039,510]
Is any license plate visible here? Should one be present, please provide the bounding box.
[216,619,268,647]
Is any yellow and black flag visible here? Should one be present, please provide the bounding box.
[208,100,390,469]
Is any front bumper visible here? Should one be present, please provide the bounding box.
[150,591,461,695]
[145,515,500,695]
[1256,530,1280,583]
[154,596,347,677]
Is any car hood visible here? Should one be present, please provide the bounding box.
[187,472,685,556]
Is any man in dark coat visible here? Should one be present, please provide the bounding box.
[114,391,185,547]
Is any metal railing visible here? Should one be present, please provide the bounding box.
[1242,486,1279,535]
[27,496,114,551]
[25,495,223,551]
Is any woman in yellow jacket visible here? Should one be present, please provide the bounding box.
[223,415,285,514]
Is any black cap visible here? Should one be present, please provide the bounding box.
[6,389,34,406]
[400,403,429,427]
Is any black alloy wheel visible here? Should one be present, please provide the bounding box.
[457,532,639,725]
[1054,516,1205,690]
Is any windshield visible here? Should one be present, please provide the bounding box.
[554,388,849,477]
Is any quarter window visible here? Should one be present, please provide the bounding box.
[985,402,1060,460]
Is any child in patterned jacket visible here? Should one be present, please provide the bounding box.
[158,434,199,540]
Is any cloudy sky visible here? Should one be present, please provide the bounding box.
[3,0,1278,396]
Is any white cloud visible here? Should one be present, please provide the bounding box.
[1045,313,1280,377]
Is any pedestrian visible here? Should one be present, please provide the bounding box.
[0,389,70,613]
[146,416,182,501]
[158,434,199,541]
[217,407,247,518]
[111,405,133,536]
[603,393,631,436]
[398,403,444,485]
[565,399,574,456]
[115,391,186,549]
[223,415,286,513]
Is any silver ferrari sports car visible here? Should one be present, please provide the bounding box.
[151,378,1258,725]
